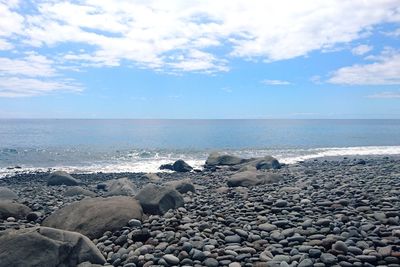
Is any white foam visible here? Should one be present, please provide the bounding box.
[1,145,400,178]
[279,145,400,164]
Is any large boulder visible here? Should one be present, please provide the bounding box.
[172,160,193,172]
[255,156,281,170]
[227,171,283,187]
[43,196,143,239]
[229,156,281,171]
[0,201,31,219]
[166,179,196,194]
[47,171,79,186]
[0,226,105,267]
[0,187,18,200]
[64,187,96,197]
[160,160,193,172]
[135,184,184,215]
[104,177,136,196]
[205,152,249,167]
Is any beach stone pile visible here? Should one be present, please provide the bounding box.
[0,155,399,267]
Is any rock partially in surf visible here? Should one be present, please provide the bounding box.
[64,186,96,197]
[104,177,136,196]
[0,187,18,200]
[42,196,143,239]
[227,171,283,187]
[205,152,249,167]
[47,171,79,186]
[0,226,105,267]
[172,159,193,172]
[135,184,184,215]
[166,179,196,194]
[0,201,31,220]
[160,160,193,172]
[159,163,174,171]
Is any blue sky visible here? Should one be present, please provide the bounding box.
[0,0,399,119]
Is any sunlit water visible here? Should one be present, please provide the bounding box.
[1,119,400,177]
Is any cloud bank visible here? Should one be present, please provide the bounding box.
[0,0,400,96]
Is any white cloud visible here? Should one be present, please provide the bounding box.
[262,79,292,85]
[328,50,400,85]
[0,52,82,97]
[0,77,82,97]
[0,0,397,73]
[0,38,13,50]
[0,52,56,77]
[351,44,373,55]
[384,28,400,37]
[0,2,24,37]
[367,91,400,99]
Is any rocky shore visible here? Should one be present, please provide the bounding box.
[0,155,400,267]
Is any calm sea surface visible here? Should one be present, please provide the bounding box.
[1,119,400,176]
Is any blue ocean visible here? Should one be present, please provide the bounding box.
[1,119,400,176]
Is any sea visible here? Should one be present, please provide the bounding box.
[1,119,400,177]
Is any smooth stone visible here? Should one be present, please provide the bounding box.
[225,234,241,243]
[204,258,219,267]
[320,253,338,264]
[163,254,180,265]
[298,259,313,267]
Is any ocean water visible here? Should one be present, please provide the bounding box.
[1,119,400,177]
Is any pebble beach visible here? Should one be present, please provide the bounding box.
[0,155,400,267]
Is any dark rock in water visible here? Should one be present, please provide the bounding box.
[205,152,249,167]
[104,177,137,196]
[160,160,193,172]
[0,201,31,219]
[42,196,143,239]
[0,226,105,267]
[172,159,193,172]
[166,179,196,194]
[227,171,283,187]
[0,187,18,200]
[159,163,174,171]
[47,171,79,186]
[135,184,184,215]
[64,186,96,197]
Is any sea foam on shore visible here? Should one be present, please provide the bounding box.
[1,145,400,178]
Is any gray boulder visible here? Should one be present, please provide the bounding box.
[43,196,143,239]
[227,171,283,187]
[172,160,193,172]
[229,156,281,171]
[166,179,196,194]
[205,152,249,167]
[160,160,193,172]
[0,187,18,200]
[64,187,96,197]
[135,184,184,215]
[0,226,105,267]
[104,177,136,196]
[255,156,281,170]
[47,171,79,186]
[0,201,31,219]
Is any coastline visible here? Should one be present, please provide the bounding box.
[1,155,400,266]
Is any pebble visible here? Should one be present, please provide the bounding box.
[163,254,180,265]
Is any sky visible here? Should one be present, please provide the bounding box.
[0,0,399,119]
